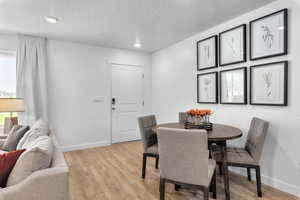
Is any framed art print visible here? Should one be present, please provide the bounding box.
[197,72,218,104]
[219,24,246,66]
[250,61,288,106]
[220,67,247,104]
[250,9,288,60]
[197,35,218,71]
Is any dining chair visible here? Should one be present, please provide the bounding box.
[179,112,188,123]
[138,115,159,179]
[157,127,217,200]
[212,117,269,197]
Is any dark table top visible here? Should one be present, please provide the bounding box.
[153,122,243,142]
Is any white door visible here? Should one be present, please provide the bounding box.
[111,64,143,143]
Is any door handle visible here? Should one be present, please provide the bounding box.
[112,98,116,110]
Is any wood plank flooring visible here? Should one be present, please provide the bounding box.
[64,141,298,200]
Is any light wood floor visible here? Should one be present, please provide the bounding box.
[64,141,298,200]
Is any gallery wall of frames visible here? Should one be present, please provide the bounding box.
[196,8,288,106]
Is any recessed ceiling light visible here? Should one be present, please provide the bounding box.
[134,42,141,48]
[278,26,284,30]
[45,16,59,24]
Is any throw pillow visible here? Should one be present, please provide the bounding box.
[7,136,53,186]
[30,119,49,130]
[16,128,49,150]
[2,126,30,152]
[0,149,25,187]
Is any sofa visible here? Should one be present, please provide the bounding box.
[0,121,70,200]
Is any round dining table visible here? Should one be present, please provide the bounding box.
[152,122,242,200]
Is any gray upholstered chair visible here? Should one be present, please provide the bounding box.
[157,127,216,200]
[212,117,269,197]
[138,115,159,179]
[179,112,188,123]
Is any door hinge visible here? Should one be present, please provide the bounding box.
[142,101,144,106]
[142,74,144,78]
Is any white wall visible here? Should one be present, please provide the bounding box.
[0,34,152,151]
[0,34,17,51]
[152,0,300,197]
[47,40,152,151]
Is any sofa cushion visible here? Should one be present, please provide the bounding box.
[0,149,26,187]
[30,119,49,130]
[2,126,30,152]
[0,126,19,149]
[6,136,54,186]
[17,127,49,150]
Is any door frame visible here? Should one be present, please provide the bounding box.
[108,61,145,144]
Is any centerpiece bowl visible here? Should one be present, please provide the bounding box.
[184,109,213,131]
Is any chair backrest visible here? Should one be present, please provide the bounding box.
[157,127,209,186]
[179,112,188,123]
[137,115,157,152]
[245,117,269,163]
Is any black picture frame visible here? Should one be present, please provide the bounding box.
[197,35,218,71]
[219,24,247,66]
[250,61,288,106]
[250,9,288,60]
[220,67,247,105]
[197,72,218,104]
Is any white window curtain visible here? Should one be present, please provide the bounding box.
[16,35,48,125]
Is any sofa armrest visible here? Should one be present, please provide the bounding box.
[0,167,69,200]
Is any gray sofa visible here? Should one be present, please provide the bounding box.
[0,122,69,200]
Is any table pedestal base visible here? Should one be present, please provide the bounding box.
[215,141,230,200]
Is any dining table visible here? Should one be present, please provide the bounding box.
[152,122,243,200]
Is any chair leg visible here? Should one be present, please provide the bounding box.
[219,163,223,175]
[203,187,209,200]
[255,166,262,197]
[208,145,212,158]
[142,154,147,179]
[160,178,165,200]
[175,184,180,191]
[212,170,217,199]
[155,156,159,169]
[247,168,252,182]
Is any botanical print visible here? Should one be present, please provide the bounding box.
[220,26,244,65]
[200,45,211,66]
[198,37,216,69]
[251,11,285,58]
[251,63,285,104]
[225,36,238,57]
[198,73,216,103]
[222,70,244,103]
[262,71,272,97]
[204,45,210,62]
[203,78,211,99]
[261,26,274,49]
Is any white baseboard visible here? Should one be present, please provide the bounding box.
[261,174,300,197]
[62,140,111,152]
[230,168,300,197]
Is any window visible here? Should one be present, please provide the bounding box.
[0,50,17,127]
